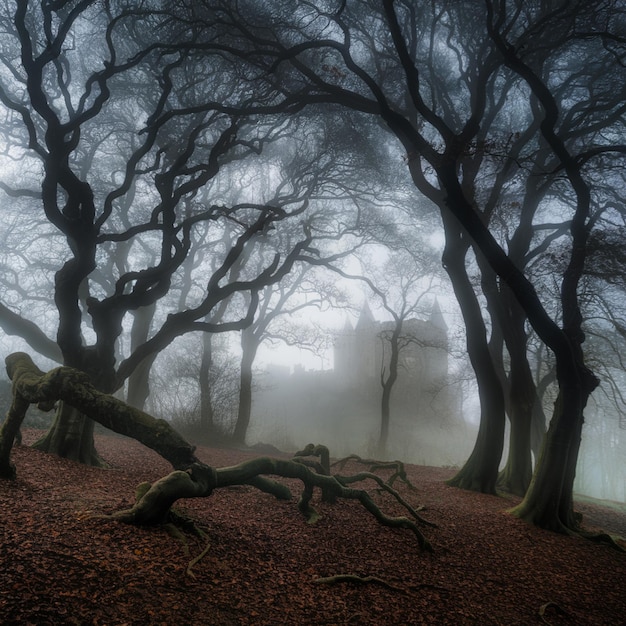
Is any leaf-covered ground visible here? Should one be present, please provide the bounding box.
[0,430,624,625]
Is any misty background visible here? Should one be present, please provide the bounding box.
[0,1,624,507]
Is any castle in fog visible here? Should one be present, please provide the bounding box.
[251,300,460,457]
[333,300,449,402]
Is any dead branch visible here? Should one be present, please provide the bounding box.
[331,454,418,491]
[313,574,405,592]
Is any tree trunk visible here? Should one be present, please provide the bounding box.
[378,327,401,458]
[379,384,392,458]
[126,354,157,410]
[531,365,553,461]
[498,400,533,497]
[32,402,106,467]
[442,216,505,494]
[510,360,595,531]
[232,328,259,445]
[126,304,157,410]
[497,360,534,497]
[33,346,112,467]
[496,294,535,496]
[199,331,215,433]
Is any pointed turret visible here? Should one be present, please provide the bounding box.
[355,300,376,330]
[429,298,447,331]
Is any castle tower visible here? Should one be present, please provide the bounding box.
[355,300,375,330]
[334,317,354,383]
[429,298,447,333]
[354,301,378,381]
[424,298,449,393]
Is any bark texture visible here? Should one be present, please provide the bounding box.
[2,352,198,471]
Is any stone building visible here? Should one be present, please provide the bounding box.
[251,300,460,459]
[333,300,449,413]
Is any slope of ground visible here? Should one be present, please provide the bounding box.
[0,430,624,625]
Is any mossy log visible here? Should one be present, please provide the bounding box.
[294,443,331,475]
[1,353,432,551]
[292,443,336,502]
[1,352,198,474]
[113,456,432,551]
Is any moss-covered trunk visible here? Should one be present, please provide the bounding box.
[511,363,592,531]
[2,353,198,472]
[32,402,105,467]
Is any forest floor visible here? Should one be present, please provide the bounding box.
[0,430,624,626]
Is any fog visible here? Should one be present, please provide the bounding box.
[250,304,626,504]
[0,1,624,524]
[1,298,625,505]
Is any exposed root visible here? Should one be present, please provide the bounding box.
[313,574,405,592]
[164,522,190,556]
[331,454,418,491]
[186,537,211,579]
[163,520,211,579]
[210,456,433,549]
[512,503,626,551]
[162,509,212,578]
[314,575,453,595]
[112,456,432,551]
[578,530,625,552]
[336,472,436,527]
[293,444,335,502]
[538,601,573,625]
[294,444,331,475]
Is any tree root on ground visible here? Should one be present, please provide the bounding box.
[331,454,418,491]
[314,574,453,595]
[294,443,331,475]
[313,574,405,592]
[292,444,336,502]
[295,446,433,525]
[162,520,211,579]
[108,456,432,551]
[185,538,212,579]
[577,530,625,552]
[335,471,436,527]
[538,601,573,625]
[133,482,212,578]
